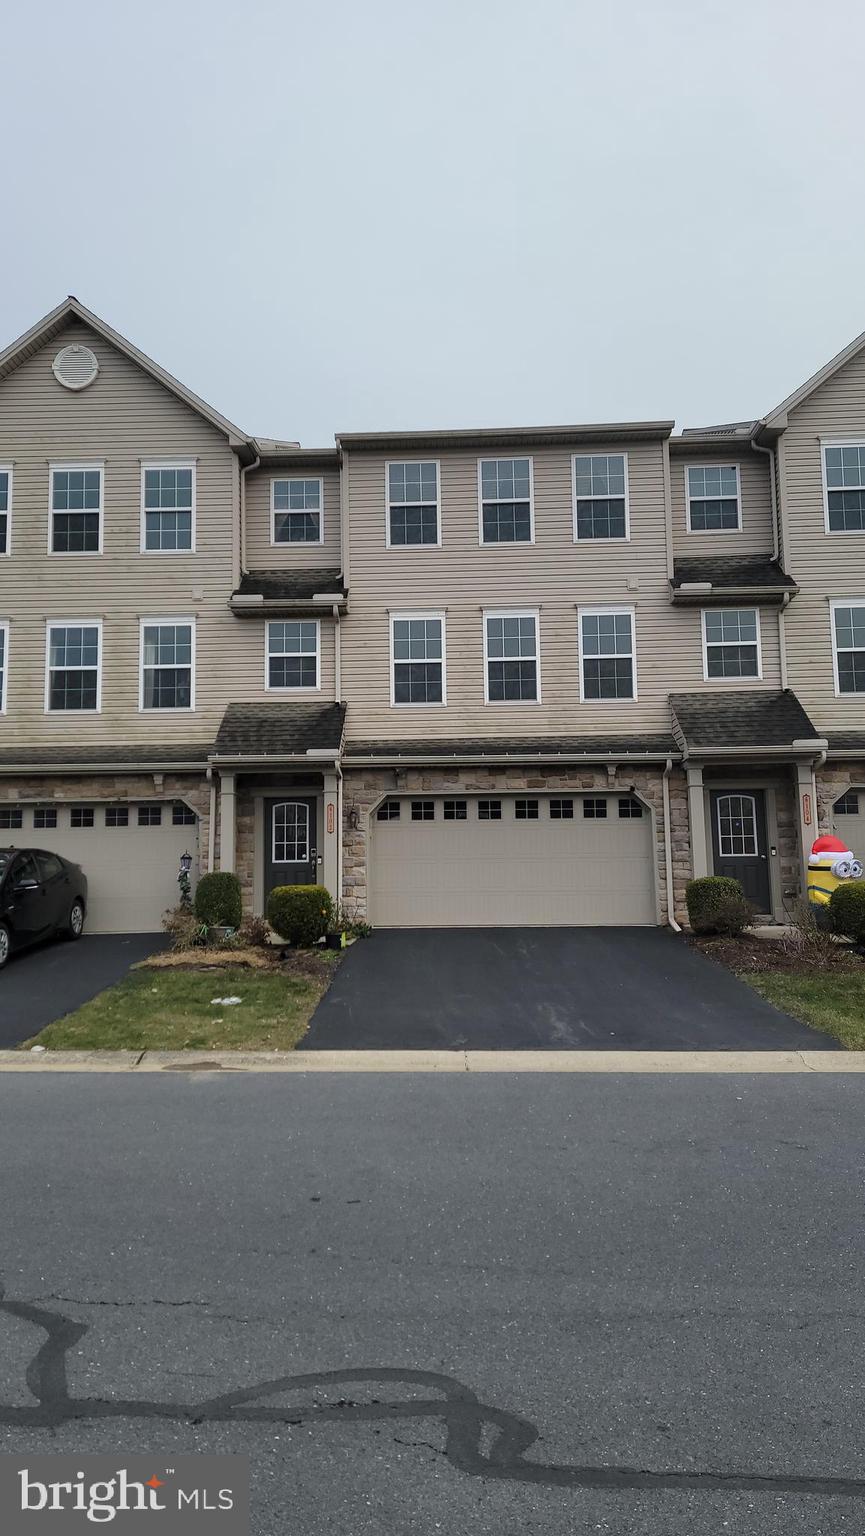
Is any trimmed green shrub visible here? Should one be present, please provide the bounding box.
[830,881,865,945]
[267,884,333,946]
[194,871,243,929]
[686,875,752,937]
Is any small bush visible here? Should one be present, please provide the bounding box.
[194,871,243,929]
[237,914,272,949]
[267,885,333,946]
[830,881,865,945]
[330,902,373,939]
[781,900,845,969]
[686,876,753,937]
[162,905,201,952]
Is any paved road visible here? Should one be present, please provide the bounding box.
[307,928,834,1050]
[0,933,166,1047]
[1,1071,863,1533]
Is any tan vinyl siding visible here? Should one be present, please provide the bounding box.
[0,322,335,748]
[340,444,783,741]
[670,450,774,555]
[245,466,341,570]
[777,347,865,733]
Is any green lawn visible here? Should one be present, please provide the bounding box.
[744,970,865,1049]
[24,959,339,1051]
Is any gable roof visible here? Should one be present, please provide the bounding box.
[0,296,254,455]
[764,326,865,427]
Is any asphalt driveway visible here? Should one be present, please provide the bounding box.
[306,928,835,1051]
[0,933,166,1048]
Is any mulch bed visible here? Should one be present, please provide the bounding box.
[688,933,863,975]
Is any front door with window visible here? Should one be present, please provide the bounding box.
[709,789,771,912]
[265,797,318,900]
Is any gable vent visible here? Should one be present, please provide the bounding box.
[52,344,99,391]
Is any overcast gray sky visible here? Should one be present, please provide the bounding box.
[3,0,863,444]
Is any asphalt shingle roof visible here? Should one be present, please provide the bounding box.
[672,556,796,590]
[670,690,822,750]
[213,702,346,758]
[0,743,211,768]
[234,569,345,600]
[344,734,677,759]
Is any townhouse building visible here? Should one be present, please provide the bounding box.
[0,296,862,934]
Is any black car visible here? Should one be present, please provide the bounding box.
[0,847,88,967]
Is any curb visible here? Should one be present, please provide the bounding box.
[0,1049,863,1073]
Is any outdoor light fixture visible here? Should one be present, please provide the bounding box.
[180,851,193,874]
[348,805,360,831]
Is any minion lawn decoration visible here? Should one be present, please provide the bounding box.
[807,834,863,907]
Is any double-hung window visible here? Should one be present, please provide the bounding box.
[45,622,101,712]
[272,478,323,543]
[484,611,540,702]
[831,601,865,695]
[387,462,440,546]
[390,613,445,705]
[140,619,194,710]
[0,466,11,555]
[823,443,865,532]
[141,464,195,551]
[579,608,636,700]
[686,464,740,532]
[50,465,103,553]
[702,608,761,679]
[0,621,7,713]
[266,620,320,690]
[573,453,629,540]
[479,458,533,543]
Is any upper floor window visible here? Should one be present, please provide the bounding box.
[45,621,101,712]
[702,608,761,679]
[823,443,865,532]
[479,457,533,543]
[386,461,440,546]
[141,464,195,551]
[573,453,629,540]
[272,478,323,544]
[390,613,445,705]
[140,619,194,710]
[0,620,7,713]
[831,601,865,695]
[266,620,320,690]
[484,611,540,703]
[579,607,636,700]
[686,464,740,532]
[50,465,103,554]
[0,466,11,555]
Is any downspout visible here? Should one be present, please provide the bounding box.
[206,765,217,874]
[812,748,827,834]
[662,757,681,932]
[333,603,341,701]
[750,434,778,562]
[778,590,791,688]
[336,762,344,908]
[239,449,261,576]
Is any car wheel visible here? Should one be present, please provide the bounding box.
[0,923,11,968]
[67,900,85,940]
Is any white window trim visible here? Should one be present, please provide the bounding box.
[384,460,442,549]
[48,462,104,556]
[477,457,535,546]
[577,604,638,703]
[44,618,103,714]
[271,801,311,865]
[820,439,865,536]
[138,616,196,713]
[571,451,630,543]
[716,792,760,859]
[0,464,12,557]
[270,475,325,547]
[829,597,865,697]
[685,462,742,535]
[389,610,447,708]
[700,607,763,683]
[0,619,8,713]
[482,608,542,705]
[264,618,321,693]
[139,461,197,554]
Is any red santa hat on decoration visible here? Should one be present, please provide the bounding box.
[809,834,853,866]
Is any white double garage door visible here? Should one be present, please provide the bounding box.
[369,792,658,927]
[9,801,198,933]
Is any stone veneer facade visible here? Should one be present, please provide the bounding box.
[340,765,691,926]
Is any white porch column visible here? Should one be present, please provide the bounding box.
[795,761,816,898]
[322,771,339,905]
[686,763,708,878]
[219,771,236,874]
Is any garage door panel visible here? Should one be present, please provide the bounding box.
[371,795,656,927]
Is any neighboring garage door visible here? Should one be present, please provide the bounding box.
[8,801,199,934]
[370,793,657,927]
[831,787,865,863]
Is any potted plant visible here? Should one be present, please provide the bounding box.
[194,872,243,944]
